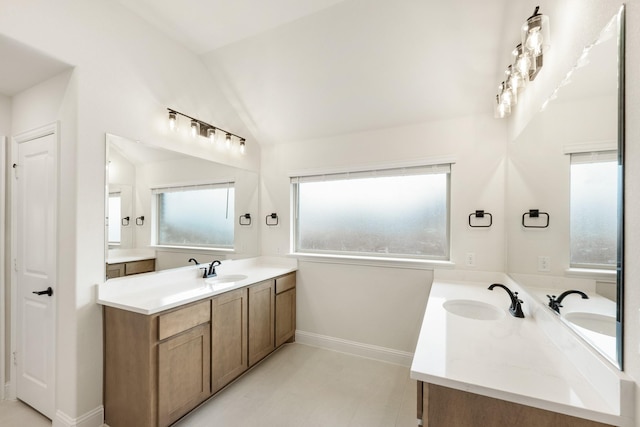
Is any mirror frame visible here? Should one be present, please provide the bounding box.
[616,3,625,369]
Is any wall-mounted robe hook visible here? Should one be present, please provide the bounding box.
[522,209,550,228]
[239,213,252,226]
[266,213,279,226]
[136,216,145,226]
[121,216,130,226]
[469,210,493,228]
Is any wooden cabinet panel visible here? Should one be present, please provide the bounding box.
[159,300,210,341]
[275,287,296,347]
[126,259,155,275]
[104,306,158,427]
[275,273,296,294]
[248,280,275,366]
[106,258,155,279]
[106,263,125,279]
[420,382,614,427]
[158,323,211,427]
[211,288,248,393]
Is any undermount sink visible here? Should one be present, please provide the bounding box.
[442,299,504,321]
[563,312,616,337]
[205,274,248,286]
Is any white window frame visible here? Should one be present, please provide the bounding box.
[150,181,235,251]
[568,149,618,271]
[290,163,452,267]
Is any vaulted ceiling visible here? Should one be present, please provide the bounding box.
[118,0,519,145]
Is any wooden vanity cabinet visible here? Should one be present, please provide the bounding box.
[211,288,248,393]
[104,271,297,426]
[248,280,276,366]
[275,273,296,347]
[417,382,615,427]
[106,258,156,279]
[104,299,211,427]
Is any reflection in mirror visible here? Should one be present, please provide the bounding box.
[506,8,623,368]
[105,134,259,279]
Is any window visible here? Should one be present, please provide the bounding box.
[570,151,618,268]
[152,182,235,248]
[108,192,121,244]
[292,165,450,260]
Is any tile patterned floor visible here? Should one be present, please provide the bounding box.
[0,343,416,427]
[0,399,51,427]
[176,343,416,427]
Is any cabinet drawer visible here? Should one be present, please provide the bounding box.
[125,259,155,275]
[159,300,210,341]
[275,273,296,294]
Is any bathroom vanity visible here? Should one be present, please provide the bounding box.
[411,270,633,427]
[98,257,297,427]
[105,249,157,278]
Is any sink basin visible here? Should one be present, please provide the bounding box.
[442,299,504,320]
[564,312,616,337]
[205,274,248,286]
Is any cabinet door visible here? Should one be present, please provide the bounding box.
[212,288,248,393]
[158,323,211,427]
[105,263,125,279]
[275,287,296,347]
[248,280,275,366]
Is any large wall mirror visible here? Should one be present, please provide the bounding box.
[506,6,624,368]
[105,133,260,277]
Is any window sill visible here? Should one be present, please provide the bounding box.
[151,245,235,254]
[289,252,454,270]
[565,267,616,281]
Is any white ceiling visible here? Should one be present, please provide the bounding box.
[0,34,71,96]
[119,0,515,144]
[116,0,348,54]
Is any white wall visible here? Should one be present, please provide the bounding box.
[0,0,261,423]
[261,114,506,354]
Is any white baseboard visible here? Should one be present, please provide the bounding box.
[295,330,414,367]
[53,406,104,427]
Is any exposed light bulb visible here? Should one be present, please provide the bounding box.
[208,128,216,143]
[168,111,177,131]
[225,133,231,149]
[190,119,198,138]
[494,95,510,119]
[239,139,246,154]
[526,27,543,55]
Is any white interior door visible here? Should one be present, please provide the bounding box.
[14,127,57,419]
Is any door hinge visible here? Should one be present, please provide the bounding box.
[13,258,18,272]
[12,351,17,366]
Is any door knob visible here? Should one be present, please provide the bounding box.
[32,287,53,297]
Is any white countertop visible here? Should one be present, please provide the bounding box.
[106,248,156,264]
[97,256,297,315]
[410,270,633,426]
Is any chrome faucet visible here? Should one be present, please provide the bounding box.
[547,290,589,314]
[488,283,525,318]
[202,260,222,278]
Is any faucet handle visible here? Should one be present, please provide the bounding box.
[513,291,523,303]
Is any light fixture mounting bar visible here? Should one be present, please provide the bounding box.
[167,108,244,140]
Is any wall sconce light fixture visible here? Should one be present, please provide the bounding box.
[495,6,550,118]
[167,108,247,154]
